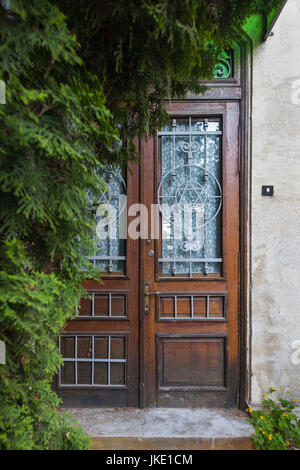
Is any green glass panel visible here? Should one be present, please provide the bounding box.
[214,50,233,79]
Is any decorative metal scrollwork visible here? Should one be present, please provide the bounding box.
[181,141,201,164]
[158,116,222,276]
[158,164,222,228]
[98,170,127,216]
[182,240,202,252]
[214,50,233,79]
[88,169,127,273]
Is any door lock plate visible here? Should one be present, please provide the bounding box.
[144,281,159,314]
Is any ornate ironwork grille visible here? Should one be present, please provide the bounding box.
[87,169,127,273]
[214,49,233,79]
[158,117,222,277]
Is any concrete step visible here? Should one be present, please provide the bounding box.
[65,407,254,451]
[91,436,253,450]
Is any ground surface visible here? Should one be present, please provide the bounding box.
[65,408,253,447]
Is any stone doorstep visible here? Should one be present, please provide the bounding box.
[91,436,254,451]
[65,407,254,450]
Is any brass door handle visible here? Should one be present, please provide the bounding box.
[144,281,160,314]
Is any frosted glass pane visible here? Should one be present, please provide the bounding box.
[88,168,126,273]
[159,118,222,276]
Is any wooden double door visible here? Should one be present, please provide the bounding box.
[58,101,240,408]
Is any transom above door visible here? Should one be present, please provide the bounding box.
[57,100,240,409]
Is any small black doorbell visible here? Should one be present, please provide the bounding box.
[261,185,274,196]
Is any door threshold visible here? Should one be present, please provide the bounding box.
[63,407,253,450]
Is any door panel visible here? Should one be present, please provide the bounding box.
[57,163,140,407]
[157,335,227,389]
[140,101,240,407]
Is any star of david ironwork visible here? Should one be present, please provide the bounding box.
[176,180,206,209]
[158,164,222,230]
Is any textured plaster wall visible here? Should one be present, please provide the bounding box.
[250,0,300,405]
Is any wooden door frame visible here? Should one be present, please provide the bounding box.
[138,36,251,409]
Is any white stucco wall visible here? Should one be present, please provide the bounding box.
[250,0,300,406]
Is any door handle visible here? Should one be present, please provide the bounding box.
[144,281,160,314]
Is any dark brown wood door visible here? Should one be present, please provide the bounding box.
[58,100,240,409]
[57,163,140,407]
[140,101,240,407]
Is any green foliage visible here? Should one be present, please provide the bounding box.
[0,1,120,275]
[246,388,300,450]
[0,240,91,449]
[0,0,115,450]
[0,0,283,450]
[56,0,283,143]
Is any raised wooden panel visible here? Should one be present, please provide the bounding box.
[177,297,191,318]
[94,363,108,385]
[111,295,126,317]
[94,295,109,317]
[94,337,108,358]
[157,334,227,390]
[77,336,92,358]
[78,298,92,317]
[111,363,126,385]
[209,296,224,317]
[77,362,92,385]
[111,337,126,359]
[157,293,226,321]
[60,362,75,385]
[160,297,175,318]
[78,292,128,319]
[193,296,207,318]
[61,336,75,358]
